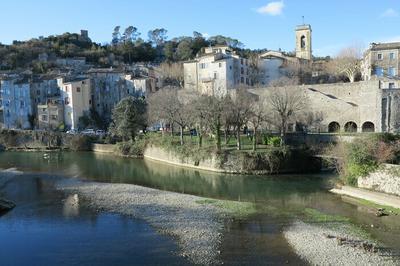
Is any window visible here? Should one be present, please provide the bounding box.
[377,53,383,60]
[300,35,306,49]
[219,63,222,68]
[241,59,243,65]
[246,78,249,85]
[20,100,24,107]
[89,99,92,105]
[241,77,244,83]
[42,108,46,112]
[41,115,48,121]
[65,86,69,92]
[76,87,81,93]
[241,67,244,74]
[36,90,40,95]
[389,83,395,89]
[388,67,397,77]
[200,63,207,69]
[375,67,383,77]
[214,73,218,79]
[51,115,58,120]
[390,53,395,60]
[65,97,70,105]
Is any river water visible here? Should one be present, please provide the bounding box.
[0,151,399,265]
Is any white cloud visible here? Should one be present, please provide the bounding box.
[256,1,284,16]
[380,8,398,18]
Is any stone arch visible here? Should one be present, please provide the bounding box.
[328,122,340,133]
[344,121,358,132]
[362,121,375,132]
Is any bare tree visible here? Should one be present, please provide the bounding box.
[248,98,268,151]
[327,45,362,83]
[230,88,254,150]
[155,62,184,88]
[248,54,266,86]
[299,111,324,133]
[147,88,189,145]
[266,78,308,144]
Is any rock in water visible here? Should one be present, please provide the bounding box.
[0,198,16,212]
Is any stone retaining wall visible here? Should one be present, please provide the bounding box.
[92,144,115,154]
[143,146,224,172]
[358,164,400,197]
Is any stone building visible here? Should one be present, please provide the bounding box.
[37,97,64,130]
[259,24,313,85]
[362,42,400,89]
[183,45,252,97]
[251,80,400,133]
[88,69,137,123]
[0,77,33,129]
[59,77,91,130]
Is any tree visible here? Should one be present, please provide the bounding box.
[248,98,268,151]
[187,94,210,147]
[155,62,184,88]
[112,26,121,45]
[148,28,168,47]
[327,45,362,83]
[230,89,254,150]
[109,97,147,142]
[148,88,189,145]
[266,78,308,144]
[122,26,140,43]
[248,54,265,86]
[176,39,193,61]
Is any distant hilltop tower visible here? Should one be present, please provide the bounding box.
[295,24,312,60]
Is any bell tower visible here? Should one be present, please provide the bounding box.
[295,24,312,60]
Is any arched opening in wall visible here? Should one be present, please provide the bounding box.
[344,121,358,133]
[362,122,375,132]
[300,35,306,49]
[328,122,340,133]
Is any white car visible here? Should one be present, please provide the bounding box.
[66,129,78,134]
[81,129,96,135]
[95,130,106,136]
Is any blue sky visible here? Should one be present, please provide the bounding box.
[1,0,399,56]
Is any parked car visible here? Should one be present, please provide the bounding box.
[66,129,78,135]
[95,130,106,136]
[81,129,95,135]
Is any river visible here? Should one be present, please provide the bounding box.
[0,151,399,265]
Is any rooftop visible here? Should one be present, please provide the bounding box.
[296,24,312,31]
[369,42,400,51]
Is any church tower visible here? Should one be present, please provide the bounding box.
[295,24,312,60]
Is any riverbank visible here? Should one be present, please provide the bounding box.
[56,179,255,265]
[284,221,396,265]
[331,186,400,210]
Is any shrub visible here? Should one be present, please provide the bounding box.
[267,136,282,147]
[327,135,400,186]
[116,139,146,157]
[69,135,93,151]
[262,135,282,147]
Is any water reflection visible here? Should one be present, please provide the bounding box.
[1,151,400,255]
[63,194,80,218]
[0,173,187,266]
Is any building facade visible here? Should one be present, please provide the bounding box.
[59,77,91,130]
[184,45,252,97]
[259,24,313,85]
[37,97,64,130]
[362,42,400,89]
[0,78,33,129]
